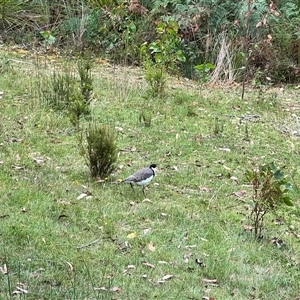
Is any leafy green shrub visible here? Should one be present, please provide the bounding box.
[140,20,185,97]
[84,123,118,178]
[246,162,293,239]
[143,59,167,97]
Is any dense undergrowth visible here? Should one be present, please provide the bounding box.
[0,0,300,84]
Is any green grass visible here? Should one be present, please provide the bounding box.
[0,54,300,300]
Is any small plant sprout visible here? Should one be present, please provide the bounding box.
[139,110,152,127]
[246,162,294,239]
[194,63,215,83]
[40,31,56,48]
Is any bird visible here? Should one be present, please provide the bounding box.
[123,164,157,196]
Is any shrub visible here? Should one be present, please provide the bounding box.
[246,162,293,239]
[84,123,118,178]
[40,69,76,111]
[140,20,185,97]
[39,57,94,127]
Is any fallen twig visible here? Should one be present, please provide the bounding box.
[77,238,100,249]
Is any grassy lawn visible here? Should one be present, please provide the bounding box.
[0,52,300,299]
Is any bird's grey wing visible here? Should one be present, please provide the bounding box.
[123,174,140,183]
[123,168,153,182]
[135,168,154,181]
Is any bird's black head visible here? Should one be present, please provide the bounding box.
[149,164,157,169]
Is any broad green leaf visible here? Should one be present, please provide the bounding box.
[128,22,136,32]
[282,196,293,206]
[284,183,294,192]
[40,31,50,39]
[195,64,205,71]
[245,169,254,180]
[157,22,165,33]
[176,51,186,62]
[273,169,283,180]
[205,63,215,69]
[48,35,56,45]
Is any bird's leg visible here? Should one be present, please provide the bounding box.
[142,186,146,197]
[130,183,135,193]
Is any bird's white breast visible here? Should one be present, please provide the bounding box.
[136,175,154,186]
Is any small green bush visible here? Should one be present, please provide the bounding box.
[85,123,117,178]
[246,162,293,239]
[140,20,186,97]
[143,59,167,97]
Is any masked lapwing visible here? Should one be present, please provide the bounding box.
[123,164,157,196]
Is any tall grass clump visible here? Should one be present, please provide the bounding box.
[39,57,94,127]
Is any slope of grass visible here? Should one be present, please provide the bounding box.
[0,55,300,299]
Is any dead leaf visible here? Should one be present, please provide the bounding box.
[94,287,107,291]
[230,176,238,183]
[21,207,26,213]
[183,253,192,263]
[15,286,28,294]
[33,157,45,164]
[263,17,267,25]
[256,21,263,28]
[0,264,8,275]
[232,190,247,198]
[12,165,25,170]
[243,225,253,231]
[143,228,151,235]
[127,232,136,239]
[160,274,173,281]
[142,261,155,268]
[110,286,122,292]
[142,198,152,203]
[126,265,135,269]
[200,186,211,192]
[158,261,168,264]
[148,241,155,252]
[202,278,219,286]
[96,179,105,183]
[266,34,272,43]
[76,193,87,200]
[115,126,123,132]
[65,261,73,272]
[58,200,73,205]
[219,147,231,152]
[123,265,135,275]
